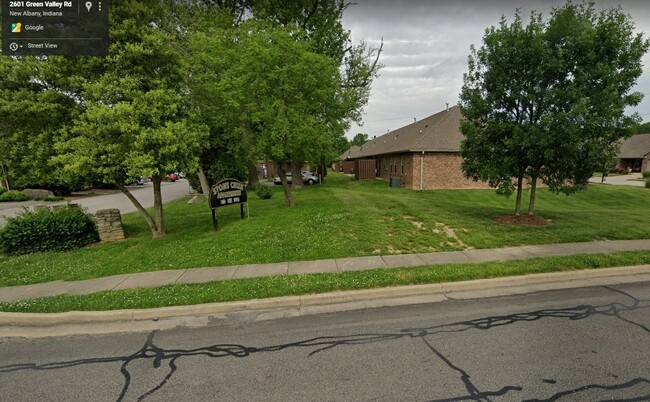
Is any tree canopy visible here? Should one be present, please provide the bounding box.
[0,0,381,237]
[186,0,382,207]
[460,2,649,216]
[350,133,369,147]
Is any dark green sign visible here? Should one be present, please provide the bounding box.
[209,179,247,210]
[209,179,248,231]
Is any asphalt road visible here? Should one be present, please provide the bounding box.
[0,180,192,226]
[1,282,649,401]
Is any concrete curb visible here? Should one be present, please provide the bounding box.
[1,265,649,338]
[3,238,650,303]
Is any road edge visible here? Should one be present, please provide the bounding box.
[1,265,649,338]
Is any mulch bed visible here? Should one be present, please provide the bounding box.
[493,214,551,226]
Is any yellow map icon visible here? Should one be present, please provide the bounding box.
[12,23,22,33]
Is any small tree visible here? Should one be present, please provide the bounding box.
[461,3,649,216]
[351,133,369,147]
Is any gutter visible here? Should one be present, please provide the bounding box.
[420,151,424,191]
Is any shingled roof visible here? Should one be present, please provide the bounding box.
[617,133,650,158]
[341,106,463,160]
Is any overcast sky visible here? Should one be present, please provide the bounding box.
[342,0,650,139]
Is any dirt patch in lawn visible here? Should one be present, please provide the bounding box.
[433,222,472,250]
[493,214,551,226]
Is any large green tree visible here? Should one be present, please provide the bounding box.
[55,0,207,238]
[461,2,648,216]
[187,1,381,206]
[0,50,89,192]
[213,22,349,206]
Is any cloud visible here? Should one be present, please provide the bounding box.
[343,0,650,138]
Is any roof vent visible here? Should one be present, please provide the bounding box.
[446,103,449,112]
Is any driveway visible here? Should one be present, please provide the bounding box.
[589,172,645,187]
[0,180,193,226]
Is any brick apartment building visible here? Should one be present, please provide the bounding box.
[339,105,488,190]
[615,133,650,172]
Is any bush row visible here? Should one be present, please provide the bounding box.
[0,204,100,256]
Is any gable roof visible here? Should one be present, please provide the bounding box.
[341,106,463,160]
[618,133,650,158]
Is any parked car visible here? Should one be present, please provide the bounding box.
[164,173,179,182]
[274,171,320,185]
[126,175,144,186]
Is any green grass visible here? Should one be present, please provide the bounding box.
[1,172,649,287]
[1,250,649,313]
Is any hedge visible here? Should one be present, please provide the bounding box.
[0,204,100,255]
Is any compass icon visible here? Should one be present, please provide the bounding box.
[9,43,19,51]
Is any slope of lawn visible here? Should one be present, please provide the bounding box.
[0,172,648,286]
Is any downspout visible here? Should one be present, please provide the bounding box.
[420,151,424,191]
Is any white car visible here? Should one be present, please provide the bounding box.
[274,171,320,185]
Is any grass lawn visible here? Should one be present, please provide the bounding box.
[1,171,649,287]
[1,250,649,313]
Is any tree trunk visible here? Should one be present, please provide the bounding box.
[247,164,259,190]
[278,164,294,207]
[151,175,166,237]
[290,161,304,189]
[197,169,211,200]
[0,164,10,190]
[528,176,538,215]
[117,183,161,238]
[514,176,523,216]
[318,164,327,183]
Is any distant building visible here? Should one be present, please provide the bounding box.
[339,105,487,190]
[615,133,650,172]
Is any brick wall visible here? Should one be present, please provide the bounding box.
[394,152,487,190]
[418,153,488,189]
[377,154,413,187]
[361,152,489,189]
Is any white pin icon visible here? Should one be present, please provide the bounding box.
[85,1,92,11]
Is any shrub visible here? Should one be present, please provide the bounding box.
[643,171,650,179]
[0,187,5,196]
[44,196,64,202]
[645,178,650,189]
[255,183,273,199]
[0,204,100,256]
[0,190,29,202]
